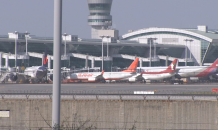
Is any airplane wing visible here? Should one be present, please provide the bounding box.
[88,70,105,81]
[88,70,104,81]
[128,72,143,82]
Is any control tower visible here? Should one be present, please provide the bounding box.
[87,0,113,39]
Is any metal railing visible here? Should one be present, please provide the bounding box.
[0,90,217,95]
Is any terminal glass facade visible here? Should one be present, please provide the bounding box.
[89,4,111,11]
[200,40,210,62]
[203,42,218,63]
[88,19,112,23]
[90,13,110,16]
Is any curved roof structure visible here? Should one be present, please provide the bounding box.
[122,26,218,65]
[122,27,218,42]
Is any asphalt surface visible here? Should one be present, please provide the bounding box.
[0,83,218,94]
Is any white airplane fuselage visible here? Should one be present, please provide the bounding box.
[24,66,47,79]
[70,72,136,81]
[138,66,217,78]
[103,72,135,80]
[70,72,102,80]
[142,72,176,80]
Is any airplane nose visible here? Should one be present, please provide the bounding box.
[66,76,71,79]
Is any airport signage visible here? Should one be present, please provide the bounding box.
[0,111,10,117]
[134,91,154,94]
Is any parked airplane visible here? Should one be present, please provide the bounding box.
[128,59,178,82]
[0,49,48,83]
[21,49,48,83]
[137,58,218,81]
[67,58,139,82]
[176,59,218,79]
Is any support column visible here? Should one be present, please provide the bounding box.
[5,55,9,68]
[42,54,44,66]
[165,56,168,66]
[0,53,2,68]
[48,56,51,69]
[85,55,88,68]
[91,58,95,68]
[52,0,62,128]
[140,58,143,67]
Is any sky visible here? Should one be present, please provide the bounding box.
[0,0,217,38]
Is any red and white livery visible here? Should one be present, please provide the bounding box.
[68,58,139,82]
[128,59,178,82]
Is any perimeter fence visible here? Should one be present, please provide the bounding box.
[0,89,218,95]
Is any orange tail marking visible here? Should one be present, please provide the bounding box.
[121,58,139,72]
[101,70,105,75]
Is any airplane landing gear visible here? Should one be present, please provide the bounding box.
[171,80,183,84]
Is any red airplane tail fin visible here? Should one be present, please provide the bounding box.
[161,59,178,73]
[121,58,139,72]
[210,58,218,68]
[43,48,48,67]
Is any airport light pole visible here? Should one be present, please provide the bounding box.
[184,39,193,66]
[14,31,18,68]
[148,38,157,67]
[189,39,193,59]
[153,38,157,59]
[106,35,111,57]
[185,39,187,66]
[52,0,62,129]
[100,35,105,71]
[63,33,67,56]
[149,38,151,67]
[25,31,30,56]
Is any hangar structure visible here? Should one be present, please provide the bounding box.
[122,25,218,66]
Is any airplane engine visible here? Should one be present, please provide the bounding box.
[212,74,218,79]
[49,74,53,81]
[9,73,18,81]
[88,77,96,82]
[174,74,182,79]
[129,78,136,82]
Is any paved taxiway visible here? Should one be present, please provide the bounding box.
[0,83,218,94]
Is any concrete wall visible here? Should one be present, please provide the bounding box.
[0,99,217,130]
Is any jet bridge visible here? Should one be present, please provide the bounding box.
[0,52,29,68]
[28,52,113,69]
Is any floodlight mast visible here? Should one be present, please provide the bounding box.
[14,31,18,69]
[184,39,188,66]
[189,39,193,59]
[52,0,62,129]
[148,38,157,67]
[184,39,193,66]
[63,33,67,56]
[100,35,105,71]
[106,35,111,57]
[25,31,30,55]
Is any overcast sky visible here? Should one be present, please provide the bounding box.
[0,0,217,38]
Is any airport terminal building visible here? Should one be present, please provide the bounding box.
[122,26,218,66]
[0,34,185,71]
[0,25,218,72]
[0,0,218,71]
